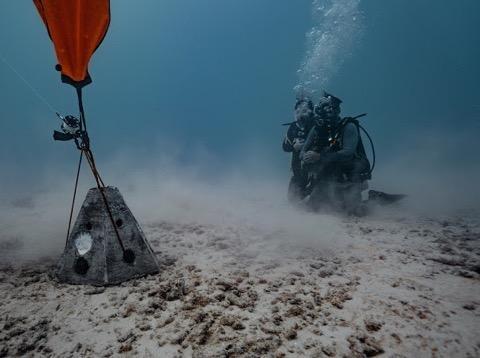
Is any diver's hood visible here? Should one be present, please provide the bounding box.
[322,91,342,106]
[295,98,314,111]
[316,91,342,120]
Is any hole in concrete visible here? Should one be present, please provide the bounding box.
[74,257,89,275]
[75,232,93,256]
[86,222,93,230]
[116,218,123,228]
[123,249,135,264]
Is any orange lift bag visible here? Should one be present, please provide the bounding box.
[33,0,111,88]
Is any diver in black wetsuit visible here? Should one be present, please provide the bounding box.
[300,92,371,215]
[282,98,315,203]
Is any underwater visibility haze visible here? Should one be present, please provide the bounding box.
[0,0,478,252]
[0,0,478,254]
[0,0,480,249]
[1,1,480,356]
[0,0,478,189]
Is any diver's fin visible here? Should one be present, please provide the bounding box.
[368,190,407,205]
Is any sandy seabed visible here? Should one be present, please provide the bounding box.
[1,211,479,357]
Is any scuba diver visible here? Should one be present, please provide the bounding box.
[300,92,372,215]
[282,97,315,203]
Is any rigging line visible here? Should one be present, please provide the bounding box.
[76,87,87,131]
[86,149,106,187]
[84,154,126,252]
[0,52,58,114]
[81,147,123,251]
[65,151,84,248]
[84,150,102,187]
[75,87,106,187]
[75,88,106,187]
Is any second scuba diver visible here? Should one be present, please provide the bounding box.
[282,98,315,203]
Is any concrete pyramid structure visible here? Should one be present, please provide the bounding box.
[56,187,160,286]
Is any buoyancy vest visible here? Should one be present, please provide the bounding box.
[307,118,372,181]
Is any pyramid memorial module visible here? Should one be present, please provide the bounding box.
[56,187,160,286]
